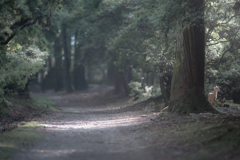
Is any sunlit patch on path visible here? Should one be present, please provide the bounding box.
[45,117,144,131]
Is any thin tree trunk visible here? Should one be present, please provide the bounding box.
[168,0,220,114]
[40,70,44,90]
[102,68,107,84]
[87,68,93,84]
[18,80,30,99]
[114,66,124,94]
[62,23,73,92]
[149,73,155,86]
[73,31,88,90]
[48,56,52,69]
[127,66,132,83]
[54,36,64,91]
[146,72,149,86]
[107,63,115,85]
[165,32,169,51]
[119,71,130,96]
[159,76,169,106]
[74,64,88,90]
[160,30,171,106]
[165,75,172,98]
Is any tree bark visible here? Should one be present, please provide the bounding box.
[54,36,64,92]
[62,24,73,92]
[168,0,220,114]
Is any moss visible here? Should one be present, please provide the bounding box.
[179,119,240,160]
[0,122,44,159]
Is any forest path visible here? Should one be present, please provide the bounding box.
[11,85,182,160]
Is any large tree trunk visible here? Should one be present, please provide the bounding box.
[62,24,73,92]
[168,0,220,114]
[54,36,64,92]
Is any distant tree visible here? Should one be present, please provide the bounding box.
[73,30,88,90]
[53,34,64,91]
[62,23,73,92]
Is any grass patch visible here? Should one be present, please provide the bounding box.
[0,121,44,159]
[31,96,58,111]
[180,117,240,160]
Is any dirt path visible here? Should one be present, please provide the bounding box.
[9,85,240,160]
[9,85,165,160]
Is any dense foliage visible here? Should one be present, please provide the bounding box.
[0,0,74,106]
[1,0,240,108]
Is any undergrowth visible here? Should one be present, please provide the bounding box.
[31,96,58,111]
[1,95,59,113]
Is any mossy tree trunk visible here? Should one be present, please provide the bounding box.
[168,0,220,114]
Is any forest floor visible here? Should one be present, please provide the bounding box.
[1,84,240,160]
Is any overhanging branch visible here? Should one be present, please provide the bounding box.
[0,16,43,46]
[20,16,42,30]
